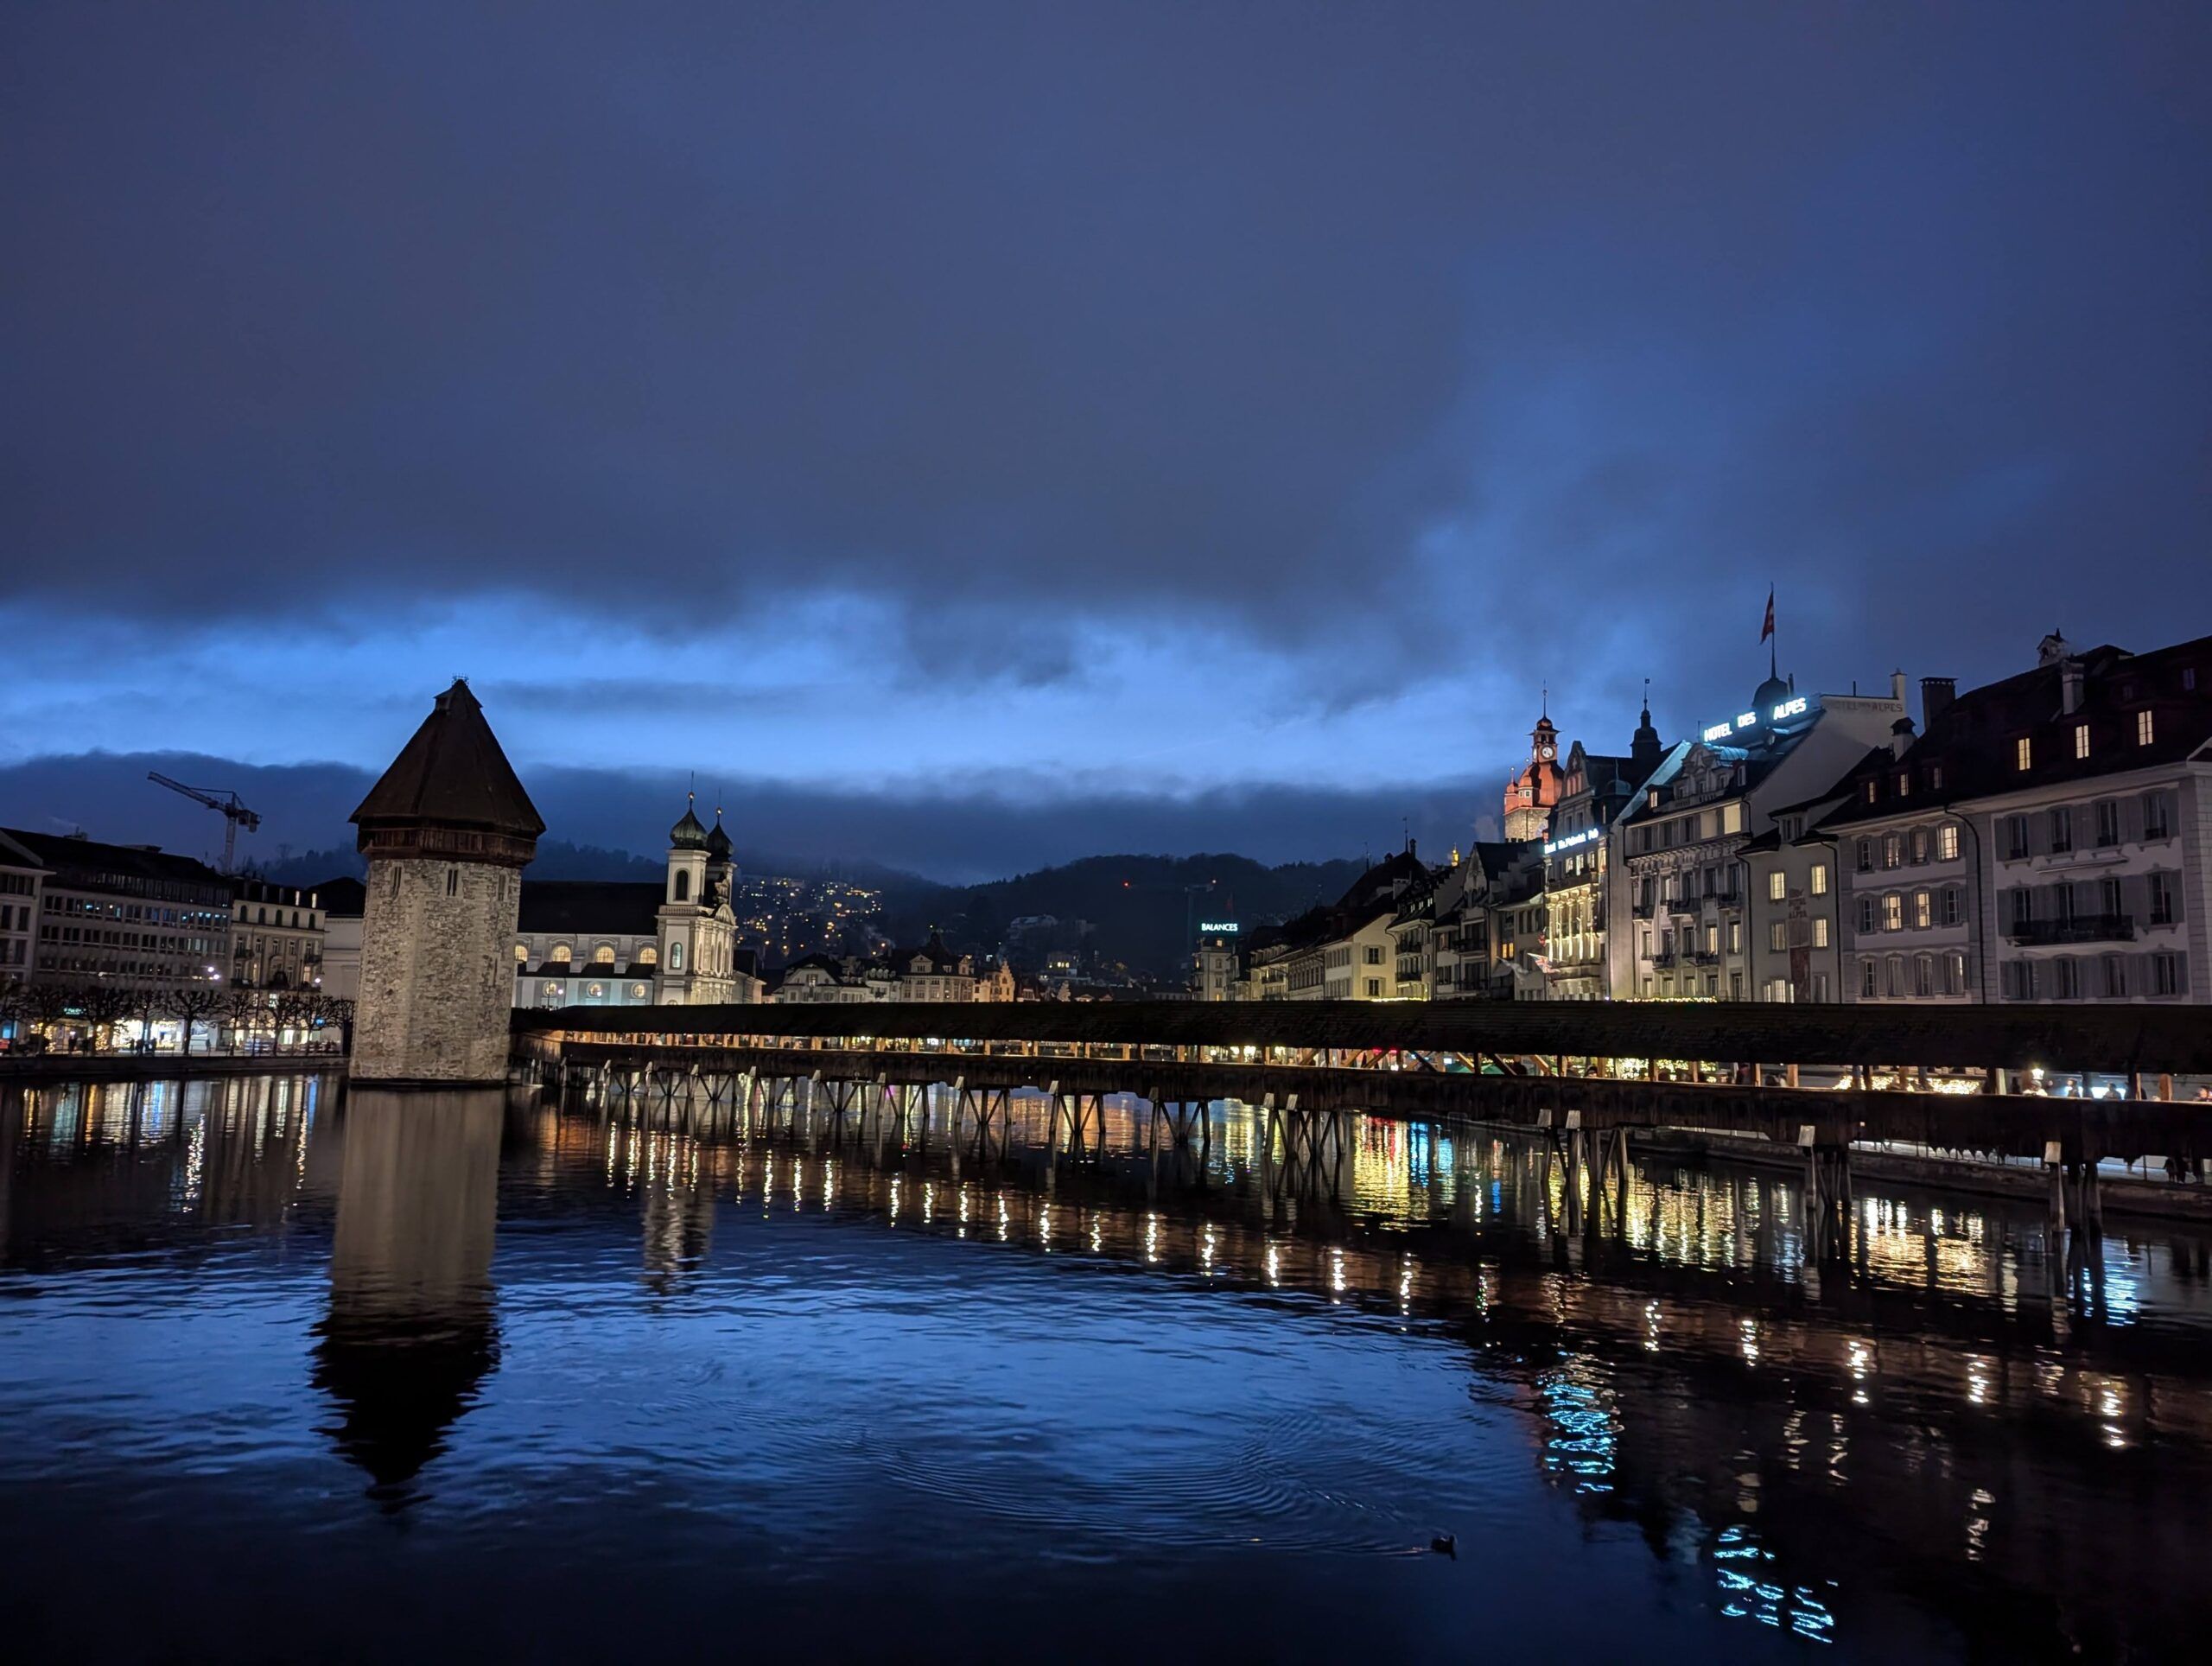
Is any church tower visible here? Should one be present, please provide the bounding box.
[350,680,543,1084]
[658,794,710,1001]
[1502,702,1566,843]
[1630,681,1664,780]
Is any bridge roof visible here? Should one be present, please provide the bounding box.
[513,997,2212,1076]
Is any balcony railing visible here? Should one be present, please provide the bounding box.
[2004,912,2135,946]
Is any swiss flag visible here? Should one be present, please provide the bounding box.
[1760,587,1775,644]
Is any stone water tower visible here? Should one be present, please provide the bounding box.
[349,680,543,1084]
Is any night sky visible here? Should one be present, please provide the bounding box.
[3,3,2206,881]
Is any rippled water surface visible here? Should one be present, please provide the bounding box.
[4,1071,2211,1662]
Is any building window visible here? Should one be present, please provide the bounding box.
[1858,897,1877,934]
[2152,952,2183,995]
[1767,871,1785,902]
[1883,894,1903,932]
[1910,828,1929,864]
[2005,815,2029,859]
[1705,924,1719,954]
[2101,955,2126,998]
[1859,958,1878,999]
[1945,951,1967,995]
[1769,921,1787,952]
[2016,737,2032,771]
[2145,792,2171,840]
[2049,809,2072,853]
[1885,955,1905,997]
[1883,834,1902,869]
[446,868,460,897]
[1941,887,1963,927]
[2074,724,2090,760]
[1913,954,1934,998]
[1936,823,1959,862]
[2010,888,2033,930]
[1855,838,1873,873]
[2150,872,2177,926]
[674,871,690,903]
[1813,917,1829,950]
[1927,762,1944,791]
[1863,780,1878,804]
[594,944,615,963]
[1727,920,1741,954]
[513,943,529,962]
[1913,891,1931,929]
[551,944,571,963]
[2053,957,2081,1000]
[2001,961,2032,1001]
[1809,862,1828,895]
[2137,709,2155,747]
[2093,800,2120,848]
[1364,978,1381,997]
[669,941,684,971]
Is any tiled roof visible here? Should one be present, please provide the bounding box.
[0,826,230,890]
[1820,634,2212,830]
[517,881,664,936]
[352,679,544,840]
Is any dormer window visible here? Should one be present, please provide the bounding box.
[1896,772,1910,797]
[1864,780,1878,804]
[2015,737,2032,771]
[2137,709,2155,746]
[2075,725,2090,760]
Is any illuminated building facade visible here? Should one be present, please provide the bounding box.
[1618,671,1908,1000]
[510,798,760,1008]
[230,879,327,990]
[1503,709,1566,842]
[3,825,232,989]
[1821,634,2211,1005]
[1540,702,1669,1001]
[0,830,43,980]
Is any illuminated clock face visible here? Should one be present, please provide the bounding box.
[1538,744,1555,760]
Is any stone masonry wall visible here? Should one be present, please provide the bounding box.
[353,857,523,1083]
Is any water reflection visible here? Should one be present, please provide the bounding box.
[2,1070,2210,1659]
[313,1087,503,1504]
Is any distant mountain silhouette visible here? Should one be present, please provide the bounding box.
[883,852,1366,980]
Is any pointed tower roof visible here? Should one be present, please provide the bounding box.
[705,807,733,860]
[352,680,543,844]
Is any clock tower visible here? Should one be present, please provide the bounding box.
[1503,702,1566,842]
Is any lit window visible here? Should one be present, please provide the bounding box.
[1883,894,1903,932]
[1809,863,1828,895]
[1767,871,1785,902]
[2016,737,2032,771]
[1937,823,1959,862]
[2074,725,2090,760]
[513,943,528,961]
[639,945,658,964]
[551,944,571,963]
[1813,917,1830,949]
[1913,890,1931,929]
[2137,709,2155,746]
[1863,780,1877,804]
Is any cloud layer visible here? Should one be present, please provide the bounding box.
[3,3,2206,865]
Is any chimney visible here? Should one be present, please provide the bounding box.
[2061,659,2085,715]
[1890,670,1907,707]
[1921,676,1956,728]
[1890,715,1916,760]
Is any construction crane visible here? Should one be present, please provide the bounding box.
[147,773,262,873]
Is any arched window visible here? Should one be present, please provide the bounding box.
[674,872,690,903]
[638,945,658,965]
[551,944,572,963]
[670,941,684,972]
[594,944,615,964]
[513,943,529,962]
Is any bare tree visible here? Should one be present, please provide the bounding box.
[76,983,134,1052]
[168,986,227,1057]
[220,987,266,1055]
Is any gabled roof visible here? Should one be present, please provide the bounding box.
[311,875,369,919]
[352,679,544,840]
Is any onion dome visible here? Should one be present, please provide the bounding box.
[670,795,709,850]
[705,809,733,860]
[1751,674,1791,716]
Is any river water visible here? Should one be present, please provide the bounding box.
[3,1071,2209,1663]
